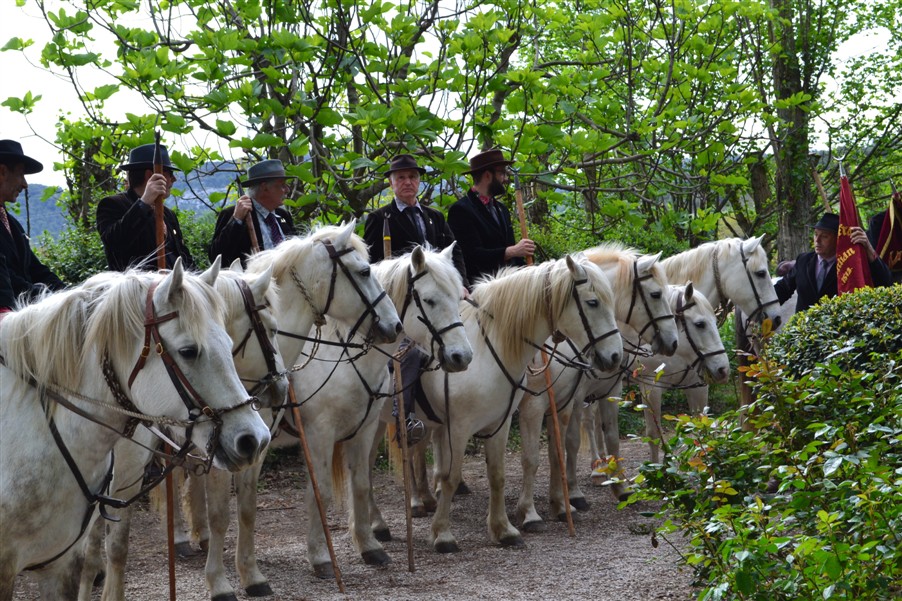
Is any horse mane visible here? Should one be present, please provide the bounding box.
[374,248,463,310]
[661,238,741,284]
[84,270,225,366]
[583,241,664,287]
[669,284,715,315]
[245,223,368,284]
[462,257,614,360]
[0,286,93,391]
[214,269,283,323]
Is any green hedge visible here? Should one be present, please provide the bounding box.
[629,285,902,601]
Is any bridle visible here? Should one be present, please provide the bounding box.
[673,291,728,382]
[230,277,286,400]
[398,265,465,369]
[623,260,675,356]
[712,243,780,330]
[277,239,392,349]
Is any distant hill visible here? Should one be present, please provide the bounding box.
[7,163,236,240]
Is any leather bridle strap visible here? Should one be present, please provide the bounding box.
[624,260,674,347]
[400,267,465,368]
[231,278,286,399]
[674,293,728,378]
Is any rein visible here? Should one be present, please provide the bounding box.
[230,277,287,399]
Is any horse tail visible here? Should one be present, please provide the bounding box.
[331,442,348,511]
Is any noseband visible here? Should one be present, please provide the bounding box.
[230,278,286,399]
[712,243,780,330]
[674,292,728,380]
[623,260,674,352]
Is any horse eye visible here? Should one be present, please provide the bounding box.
[586,299,599,308]
[694,321,706,329]
[360,268,371,278]
[424,298,437,308]
[755,270,768,278]
[178,346,199,359]
[650,291,662,300]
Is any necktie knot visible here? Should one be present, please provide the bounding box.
[0,207,11,235]
[264,213,283,247]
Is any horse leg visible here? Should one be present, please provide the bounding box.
[305,431,336,579]
[36,545,84,601]
[180,470,207,555]
[484,418,524,548]
[346,424,391,568]
[200,467,238,601]
[367,420,392,542]
[643,384,665,463]
[412,435,437,517]
[516,392,546,532]
[234,461,272,597]
[686,385,710,416]
[430,428,465,553]
[0,552,14,601]
[77,513,105,601]
[599,383,631,501]
[554,407,588,514]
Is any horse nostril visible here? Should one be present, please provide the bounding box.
[236,433,261,461]
[393,322,403,335]
[773,315,782,328]
[670,339,678,353]
[609,352,621,368]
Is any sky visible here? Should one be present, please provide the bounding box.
[2,1,894,189]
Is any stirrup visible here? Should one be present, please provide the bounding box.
[402,417,426,446]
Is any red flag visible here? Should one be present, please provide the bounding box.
[875,190,902,273]
[836,174,872,294]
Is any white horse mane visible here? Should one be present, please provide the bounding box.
[214,268,283,323]
[245,222,368,283]
[463,257,614,360]
[582,241,665,287]
[661,238,746,285]
[374,247,462,306]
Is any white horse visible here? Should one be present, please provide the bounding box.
[77,259,288,601]
[413,255,624,553]
[1,261,271,601]
[577,237,780,488]
[288,244,472,577]
[516,245,680,528]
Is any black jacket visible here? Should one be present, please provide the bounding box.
[447,190,522,286]
[96,189,196,272]
[1,210,64,308]
[775,250,893,313]
[209,205,296,267]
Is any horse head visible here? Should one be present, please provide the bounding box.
[672,282,730,384]
[718,236,781,329]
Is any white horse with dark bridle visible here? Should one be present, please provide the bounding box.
[290,244,471,577]
[1,261,271,600]
[516,244,679,527]
[407,255,624,553]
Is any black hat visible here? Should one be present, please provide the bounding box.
[809,212,839,233]
[118,143,180,172]
[0,140,43,174]
[240,159,296,185]
[464,148,514,175]
[385,154,427,176]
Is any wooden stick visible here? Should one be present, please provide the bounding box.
[812,167,833,214]
[384,217,416,572]
[236,177,260,254]
[289,381,345,592]
[511,170,575,536]
[153,131,178,601]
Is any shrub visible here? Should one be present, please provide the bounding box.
[35,225,107,285]
[629,285,902,601]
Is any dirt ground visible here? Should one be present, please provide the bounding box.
[14,437,696,601]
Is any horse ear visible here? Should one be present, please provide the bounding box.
[440,240,457,261]
[637,252,662,274]
[249,263,273,302]
[229,258,244,273]
[158,257,185,304]
[200,255,222,286]
[411,245,427,273]
[566,254,588,280]
[685,281,694,303]
[743,236,763,253]
[334,220,355,248]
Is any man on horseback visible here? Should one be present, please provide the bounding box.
[364,154,469,444]
[96,142,196,271]
[209,159,298,267]
[447,148,535,285]
[0,140,64,314]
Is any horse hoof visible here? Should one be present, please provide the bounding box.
[499,534,526,549]
[245,582,274,597]
[313,563,335,579]
[454,481,472,496]
[411,506,428,518]
[362,549,392,567]
[423,498,438,513]
[175,542,199,559]
[374,527,392,542]
[212,594,239,601]
[570,497,591,512]
[611,484,632,502]
[435,540,461,554]
[617,490,633,503]
[521,520,546,534]
[199,538,210,553]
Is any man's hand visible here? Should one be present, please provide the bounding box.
[850,226,877,262]
[505,238,536,260]
[140,173,170,206]
[234,196,253,222]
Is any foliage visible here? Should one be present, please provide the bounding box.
[176,209,217,271]
[629,286,902,600]
[35,224,106,285]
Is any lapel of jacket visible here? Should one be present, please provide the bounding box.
[468,190,504,236]
[389,201,419,245]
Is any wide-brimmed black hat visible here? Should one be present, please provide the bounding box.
[241,159,297,185]
[809,212,839,233]
[0,140,43,174]
[118,143,180,172]
[464,148,514,175]
[384,154,427,176]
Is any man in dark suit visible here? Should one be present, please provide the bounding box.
[210,159,297,267]
[0,140,65,314]
[363,154,469,444]
[97,143,196,271]
[447,148,534,286]
[775,212,892,313]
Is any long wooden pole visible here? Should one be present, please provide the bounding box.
[153,132,178,601]
[511,169,575,536]
[384,217,416,572]
[236,176,260,254]
[288,381,345,592]
[812,167,833,214]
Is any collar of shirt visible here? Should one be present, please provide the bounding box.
[471,187,493,206]
[393,197,423,213]
[253,200,275,221]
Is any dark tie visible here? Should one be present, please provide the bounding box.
[0,207,11,235]
[264,213,284,247]
[487,200,502,226]
[817,259,829,289]
[407,208,426,244]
